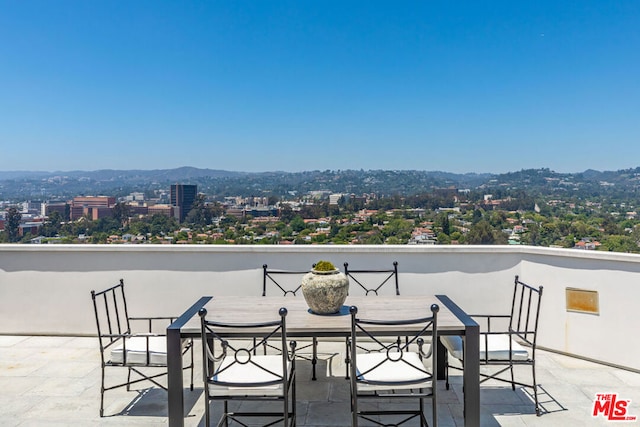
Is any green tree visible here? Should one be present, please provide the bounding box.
[300,203,327,219]
[220,215,239,227]
[90,217,120,235]
[488,211,507,229]
[185,194,212,226]
[208,201,225,218]
[437,232,450,244]
[436,213,451,235]
[41,211,63,237]
[176,230,189,241]
[602,216,622,235]
[466,220,507,244]
[312,233,327,243]
[92,232,109,244]
[365,233,384,244]
[149,214,179,236]
[472,209,484,224]
[570,220,597,240]
[386,236,404,244]
[5,207,22,243]
[112,202,131,227]
[290,215,306,233]
[599,235,639,253]
[382,218,414,241]
[129,220,151,236]
[279,204,296,222]
[522,223,541,246]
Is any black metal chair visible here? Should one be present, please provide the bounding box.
[343,261,401,378]
[90,279,194,417]
[199,307,297,427]
[349,303,439,427]
[343,261,400,296]
[262,264,323,380]
[262,264,309,297]
[440,275,544,415]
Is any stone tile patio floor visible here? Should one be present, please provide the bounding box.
[1,336,639,426]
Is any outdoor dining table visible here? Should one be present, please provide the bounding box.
[167,294,480,427]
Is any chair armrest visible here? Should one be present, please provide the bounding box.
[101,333,130,338]
[101,332,165,339]
[470,314,511,333]
[129,316,178,333]
[100,332,165,356]
[288,340,297,362]
[417,338,433,359]
[469,314,510,319]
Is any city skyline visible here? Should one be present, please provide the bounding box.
[2,1,639,174]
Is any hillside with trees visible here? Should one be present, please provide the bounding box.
[3,167,640,252]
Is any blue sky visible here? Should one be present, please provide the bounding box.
[1,1,639,174]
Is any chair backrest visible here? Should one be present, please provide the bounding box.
[343,261,400,296]
[262,264,310,296]
[199,307,291,388]
[349,303,439,386]
[91,279,131,355]
[509,275,543,348]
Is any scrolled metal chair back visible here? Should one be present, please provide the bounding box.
[343,261,400,296]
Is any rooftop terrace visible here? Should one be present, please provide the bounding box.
[1,244,640,425]
[2,335,639,426]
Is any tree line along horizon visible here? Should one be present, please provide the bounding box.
[2,187,640,253]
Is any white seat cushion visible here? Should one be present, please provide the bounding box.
[441,334,530,362]
[355,351,432,391]
[110,336,168,366]
[209,354,290,397]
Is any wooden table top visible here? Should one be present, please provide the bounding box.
[181,295,465,336]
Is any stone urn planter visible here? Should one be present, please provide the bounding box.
[301,262,349,314]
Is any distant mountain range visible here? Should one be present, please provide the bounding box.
[2,167,640,201]
[0,166,245,181]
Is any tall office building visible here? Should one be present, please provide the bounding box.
[170,184,197,222]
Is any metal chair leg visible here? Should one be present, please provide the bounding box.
[312,336,318,381]
[99,365,105,417]
[345,336,350,379]
[190,340,194,391]
[204,392,210,427]
[532,363,541,416]
[510,364,516,391]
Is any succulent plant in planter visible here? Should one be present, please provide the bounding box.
[301,260,349,314]
[313,260,337,272]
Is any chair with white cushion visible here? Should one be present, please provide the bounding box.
[349,303,439,427]
[263,263,326,380]
[342,261,401,379]
[90,279,194,417]
[440,275,544,415]
[199,306,296,427]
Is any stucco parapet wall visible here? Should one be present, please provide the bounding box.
[2,243,640,264]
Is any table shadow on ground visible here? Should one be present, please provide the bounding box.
[113,387,202,418]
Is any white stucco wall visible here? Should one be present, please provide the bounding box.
[519,248,640,372]
[1,244,638,371]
